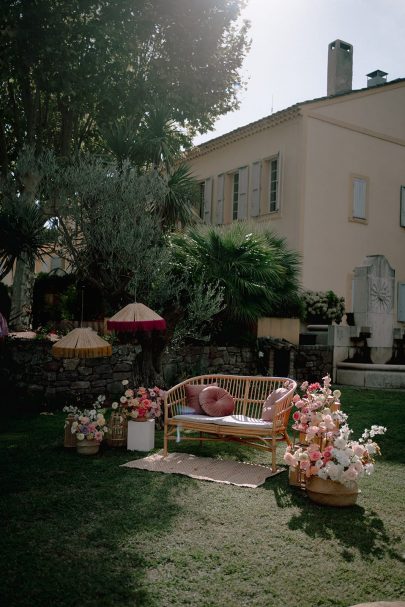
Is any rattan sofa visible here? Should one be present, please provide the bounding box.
[163,374,297,472]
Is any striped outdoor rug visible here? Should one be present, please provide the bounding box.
[121,450,284,488]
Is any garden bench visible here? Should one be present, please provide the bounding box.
[163,374,297,472]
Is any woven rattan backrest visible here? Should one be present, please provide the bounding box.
[165,374,296,419]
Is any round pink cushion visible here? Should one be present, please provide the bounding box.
[199,386,235,417]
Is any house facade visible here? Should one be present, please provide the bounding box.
[187,41,405,325]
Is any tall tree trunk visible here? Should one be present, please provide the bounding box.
[9,254,35,331]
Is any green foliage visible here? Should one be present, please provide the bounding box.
[46,156,167,309]
[0,0,250,172]
[0,193,55,282]
[303,289,345,324]
[169,221,302,324]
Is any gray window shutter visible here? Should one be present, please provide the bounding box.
[216,174,224,225]
[203,177,212,224]
[353,178,366,219]
[401,186,405,227]
[398,283,405,322]
[237,166,248,220]
[250,161,261,217]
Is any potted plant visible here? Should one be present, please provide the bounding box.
[284,375,386,506]
[64,396,108,455]
[302,290,345,325]
[114,380,165,451]
[118,380,164,422]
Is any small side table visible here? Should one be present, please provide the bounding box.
[127,419,155,451]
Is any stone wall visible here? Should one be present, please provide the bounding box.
[0,337,334,411]
[0,338,258,410]
[294,345,333,383]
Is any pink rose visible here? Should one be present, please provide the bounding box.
[309,450,322,462]
[293,411,301,421]
[284,452,298,467]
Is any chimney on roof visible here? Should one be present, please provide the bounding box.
[327,39,353,96]
[367,70,388,87]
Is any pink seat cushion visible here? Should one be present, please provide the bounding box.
[199,386,235,417]
[262,387,289,421]
[185,383,216,414]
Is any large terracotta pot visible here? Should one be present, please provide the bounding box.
[306,476,359,507]
[76,438,100,456]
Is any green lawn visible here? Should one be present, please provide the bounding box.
[1,387,404,607]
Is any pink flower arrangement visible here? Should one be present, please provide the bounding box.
[67,401,108,443]
[115,380,164,420]
[284,375,386,487]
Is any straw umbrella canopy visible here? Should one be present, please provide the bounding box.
[106,303,166,332]
[52,328,112,358]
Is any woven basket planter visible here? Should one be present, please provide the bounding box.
[64,415,77,448]
[107,411,128,447]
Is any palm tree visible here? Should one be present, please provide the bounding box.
[0,196,54,282]
[169,222,302,324]
[101,103,199,230]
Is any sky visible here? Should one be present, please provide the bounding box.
[193,0,405,145]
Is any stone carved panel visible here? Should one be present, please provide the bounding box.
[369,278,393,313]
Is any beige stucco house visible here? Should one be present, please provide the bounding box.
[187,40,405,325]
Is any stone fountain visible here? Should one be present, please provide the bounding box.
[331,255,405,388]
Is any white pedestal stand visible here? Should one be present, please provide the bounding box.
[127,419,155,451]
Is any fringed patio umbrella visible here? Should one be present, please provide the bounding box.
[106,303,166,333]
[52,327,112,358]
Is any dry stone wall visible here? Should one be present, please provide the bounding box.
[0,338,333,411]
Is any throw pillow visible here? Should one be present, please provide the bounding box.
[262,387,289,421]
[199,386,235,417]
[185,383,216,414]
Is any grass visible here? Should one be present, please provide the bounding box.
[0,386,404,607]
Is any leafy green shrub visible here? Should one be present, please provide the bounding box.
[302,289,345,324]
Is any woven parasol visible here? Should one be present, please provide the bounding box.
[52,327,112,358]
[106,303,166,332]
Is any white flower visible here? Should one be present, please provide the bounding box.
[333,389,341,399]
[97,395,106,402]
[332,448,351,468]
[363,463,374,475]
[317,467,329,479]
[76,433,85,441]
[365,442,377,455]
[325,462,344,482]
[122,379,129,386]
[333,437,347,450]
[120,396,127,403]
[112,402,118,410]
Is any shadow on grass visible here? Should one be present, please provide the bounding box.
[263,470,404,563]
[0,417,193,607]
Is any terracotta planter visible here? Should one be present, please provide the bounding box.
[76,438,100,456]
[306,476,359,507]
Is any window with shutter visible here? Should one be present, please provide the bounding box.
[203,177,212,224]
[216,174,224,225]
[351,176,368,221]
[398,283,405,322]
[250,161,261,217]
[268,155,279,213]
[237,166,248,220]
[198,182,205,219]
[232,172,239,220]
[400,186,405,228]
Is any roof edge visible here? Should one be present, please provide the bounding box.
[188,77,405,159]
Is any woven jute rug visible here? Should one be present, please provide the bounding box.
[121,450,284,487]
